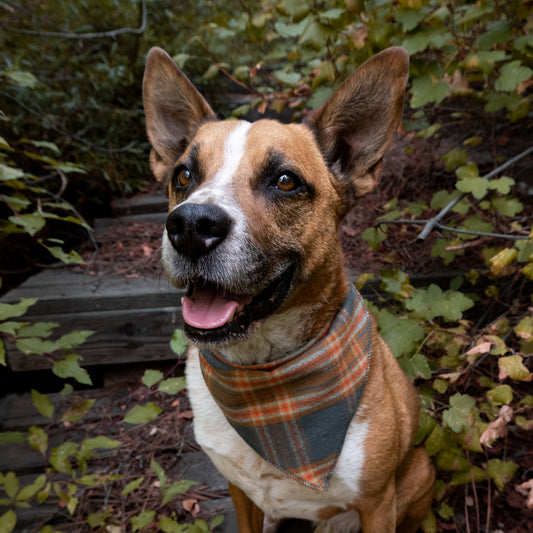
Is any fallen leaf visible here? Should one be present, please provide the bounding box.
[141,244,154,257]
[178,410,194,420]
[182,498,200,515]
[466,341,492,356]
[515,479,533,510]
[480,406,513,447]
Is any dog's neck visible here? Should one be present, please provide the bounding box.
[213,266,350,365]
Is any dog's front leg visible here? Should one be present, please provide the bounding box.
[228,482,265,533]
[358,480,397,533]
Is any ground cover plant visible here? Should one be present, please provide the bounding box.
[1,0,532,531]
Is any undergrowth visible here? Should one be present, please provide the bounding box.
[1,0,532,531]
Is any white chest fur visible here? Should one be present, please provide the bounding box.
[185,346,369,523]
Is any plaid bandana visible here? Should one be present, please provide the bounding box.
[199,285,371,491]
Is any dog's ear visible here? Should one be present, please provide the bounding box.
[143,47,216,181]
[307,47,408,210]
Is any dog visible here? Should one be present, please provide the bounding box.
[143,46,435,533]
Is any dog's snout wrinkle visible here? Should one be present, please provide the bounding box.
[166,203,232,260]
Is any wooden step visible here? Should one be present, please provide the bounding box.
[2,270,184,371]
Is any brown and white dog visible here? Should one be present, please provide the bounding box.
[143,47,435,533]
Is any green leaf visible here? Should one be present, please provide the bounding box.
[158,517,181,533]
[395,8,426,32]
[16,474,46,501]
[27,140,61,156]
[52,354,92,385]
[442,393,476,433]
[28,426,48,455]
[61,399,95,422]
[491,197,523,217]
[361,226,387,251]
[485,459,518,491]
[8,214,45,236]
[0,431,27,444]
[122,477,144,496]
[274,70,302,87]
[375,309,425,360]
[31,389,54,419]
[49,441,79,474]
[498,355,532,382]
[490,176,515,195]
[170,329,188,355]
[397,351,432,380]
[494,60,532,92]
[54,330,94,350]
[131,510,156,532]
[4,471,19,498]
[484,92,522,113]
[44,246,84,265]
[5,69,38,88]
[410,75,449,108]
[486,384,513,405]
[474,20,513,50]
[87,512,112,527]
[158,377,187,395]
[0,163,24,181]
[406,285,473,321]
[162,480,198,506]
[0,510,17,533]
[142,369,164,388]
[441,148,468,172]
[151,458,167,488]
[124,402,162,424]
[401,33,430,55]
[81,436,121,451]
[0,341,5,366]
[0,298,37,320]
[489,248,518,276]
[16,322,58,338]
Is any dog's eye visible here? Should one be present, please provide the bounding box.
[274,172,300,193]
[173,166,191,188]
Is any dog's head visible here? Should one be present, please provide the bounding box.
[143,47,408,351]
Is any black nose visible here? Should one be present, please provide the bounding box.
[166,203,232,260]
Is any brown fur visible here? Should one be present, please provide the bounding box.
[143,46,435,532]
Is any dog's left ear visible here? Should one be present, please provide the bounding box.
[143,47,216,182]
[307,47,408,210]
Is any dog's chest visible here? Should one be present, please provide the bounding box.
[185,347,369,521]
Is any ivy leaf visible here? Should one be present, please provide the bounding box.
[124,403,162,425]
[274,70,302,87]
[486,384,513,405]
[361,226,386,251]
[494,60,533,92]
[485,459,518,491]
[161,480,198,506]
[8,214,45,236]
[0,431,26,444]
[410,75,449,108]
[491,197,523,217]
[170,329,188,356]
[61,399,95,423]
[395,8,426,32]
[0,510,17,533]
[490,176,515,194]
[131,510,156,532]
[31,389,54,419]
[442,393,476,433]
[498,355,532,382]
[122,477,144,496]
[28,426,48,455]
[0,298,37,320]
[141,369,164,388]
[406,284,473,321]
[158,377,187,395]
[52,354,92,386]
[474,20,513,50]
[44,245,84,265]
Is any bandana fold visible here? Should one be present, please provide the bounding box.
[199,285,371,491]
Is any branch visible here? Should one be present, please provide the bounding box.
[3,0,146,39]
[417,145,533,241]
[376,218,530,241]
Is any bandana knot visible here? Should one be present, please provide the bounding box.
[199,286,371,491]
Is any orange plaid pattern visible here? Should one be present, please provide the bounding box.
[200,286,371,491]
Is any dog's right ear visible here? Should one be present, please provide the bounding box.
[143,47,216,182]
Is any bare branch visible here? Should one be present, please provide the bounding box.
[3,0,147,40]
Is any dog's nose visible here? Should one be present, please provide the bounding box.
[166,203,232,259]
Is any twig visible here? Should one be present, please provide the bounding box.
[3,0,147,39]
[376,218,530,240]
[417,145,533,241]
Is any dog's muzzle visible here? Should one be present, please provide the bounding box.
[163,202,298,345]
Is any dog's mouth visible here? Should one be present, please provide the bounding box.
[181,263,296,345]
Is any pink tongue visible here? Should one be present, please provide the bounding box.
[182,285,241,329]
